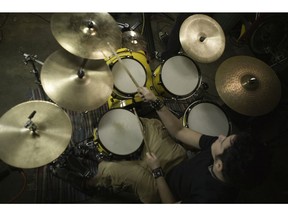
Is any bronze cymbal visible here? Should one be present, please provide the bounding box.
[179,14,225,63]
[41,49,114,112]
[215,56,281,116]
[51,13,122,59]
[0,101,72,169]
[122,31,147,51]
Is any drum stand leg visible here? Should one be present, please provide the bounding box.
[48,137,98,178]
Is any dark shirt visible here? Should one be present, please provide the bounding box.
[165,135,239,203]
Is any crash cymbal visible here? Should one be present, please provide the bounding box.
[51,13,122,59]
[41,49,114,112]
[122,31,147,51]
[215,56,281,116]
[179,14,225,63]
[0,100,72,168]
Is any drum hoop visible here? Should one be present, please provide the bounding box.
[159,55,202,98]
[183,100,232,135]
[109,50,147,70]
[96,108,144,156]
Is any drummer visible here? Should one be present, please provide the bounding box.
[54,87,269,203]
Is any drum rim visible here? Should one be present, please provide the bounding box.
[96,108,144,156]
[183,100,232,136]
[157,54,202,99]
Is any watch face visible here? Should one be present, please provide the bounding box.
[152,167,164,179]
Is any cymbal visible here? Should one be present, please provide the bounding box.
[122,31,147,51]
[41,49,114,112]
[0,100,72,168]
[51,13,122,59]
[179,14,225,63]
[215,56,281,116]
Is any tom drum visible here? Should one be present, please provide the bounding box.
[153,55,201,100]
[183,101,231,136]
[95,109,143,159]
[107,48,152,100]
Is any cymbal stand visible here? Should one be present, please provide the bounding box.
[117,21,141,32]
[118,22,130,32]
[24,110,39,136]
[77,58,88,79]
[21,51,48,100]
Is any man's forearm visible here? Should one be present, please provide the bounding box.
[155,176,177,203]
[156,105,183,138]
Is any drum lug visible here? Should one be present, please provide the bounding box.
[192,82,209,101]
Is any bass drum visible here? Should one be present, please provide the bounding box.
[94,109,143,159]
[183,101,231,136]
[153,55,201,100]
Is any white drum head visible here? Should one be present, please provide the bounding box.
[112,59,146,94]
[162,55,200,96]
[186,102,230,136]
[98,109,143,155]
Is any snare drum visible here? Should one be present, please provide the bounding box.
[153,55,201,100]
[106,48,153,100]
[183,101,231,136]
[95,109,143,159]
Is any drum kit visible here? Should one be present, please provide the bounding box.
[0,13,282,169]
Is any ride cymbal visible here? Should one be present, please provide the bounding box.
[215,55,281,116]
[51,13,122,59]
[41,49,114,112]
[179,14,225,63]
[122,31,147,52]
[0,101,72,169]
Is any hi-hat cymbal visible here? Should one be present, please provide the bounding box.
[179,14,225,63]
[215,56,281,116]
[122,31,147,51]
[41,49,114,112]
[0,101,72,168]
[51,13,122,59]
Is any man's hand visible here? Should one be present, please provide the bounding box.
[145,152,161,170]
[137,87,157,102]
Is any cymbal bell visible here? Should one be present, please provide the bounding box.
[41,49,114,112]
[51,13,122,59]
[179,14,225,63]
[0,101,72,169]
[122,31,147,52]
[215,56,281,116]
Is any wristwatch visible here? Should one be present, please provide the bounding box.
[152,167,165,179]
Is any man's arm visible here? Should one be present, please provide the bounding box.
[138,87,202,150]
[145,152,178,203]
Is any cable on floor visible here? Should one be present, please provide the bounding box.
[8,170,27,203]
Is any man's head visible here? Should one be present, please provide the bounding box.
[211,132,269,188]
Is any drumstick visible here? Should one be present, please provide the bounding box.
[133,107,151,154]
[100,50,109,59]
[107,42,140,88]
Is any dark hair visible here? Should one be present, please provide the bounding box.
[217,132,270,189]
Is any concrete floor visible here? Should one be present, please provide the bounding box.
[0,13,288,203]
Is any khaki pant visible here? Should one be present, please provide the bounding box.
[90,118,187,203]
